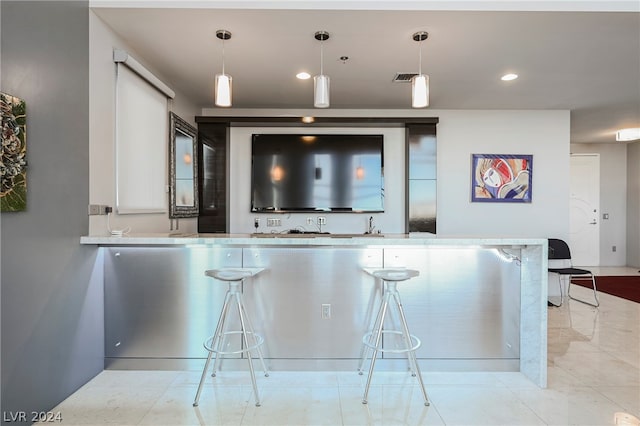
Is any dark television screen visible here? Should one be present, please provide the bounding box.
[251,134,384,212]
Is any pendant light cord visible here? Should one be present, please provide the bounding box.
[221,37,226,75]
[320,39,324,75]
[413,31,428,75]
[418,38,423,74]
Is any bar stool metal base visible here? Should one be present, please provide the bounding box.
[193,269,268,408]
[358,269,430,406]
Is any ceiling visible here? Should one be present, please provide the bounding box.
[92,2,640,143]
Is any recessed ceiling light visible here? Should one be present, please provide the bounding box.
[501,73,518,81]
[301,116,315,123]
[614,412,640,425]
[616,128,640,141]
[296,72,311,80]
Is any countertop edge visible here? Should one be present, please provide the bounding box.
[80,234,547,246]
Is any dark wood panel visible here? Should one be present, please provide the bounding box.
[196,116,439,127]
[197,123,228,233]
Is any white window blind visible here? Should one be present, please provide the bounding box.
[115,62,169,214]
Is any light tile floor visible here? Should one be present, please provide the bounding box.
[41,269,640,425]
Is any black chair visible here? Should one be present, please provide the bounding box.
[548,238,599,307]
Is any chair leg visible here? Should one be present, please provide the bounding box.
[358,278,382,374]
[559,275,565,304]
[568,274,600,307]
[357,342,370,375]
[358,289,386,375]
[237,292,269,377]
[546,274,563,307]
[194,291,233,406]
[362,291,390,404]
[392,291,430,406]
[193,350,213,407]
[555,274,565,307]
[211,291,234,376]
[237,296,261,407]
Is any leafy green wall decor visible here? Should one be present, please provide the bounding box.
[1,92,27,212]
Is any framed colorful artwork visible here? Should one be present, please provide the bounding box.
[471,154,532,203]
[1,92,27,212]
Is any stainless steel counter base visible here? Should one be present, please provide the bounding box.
[104,244,528,375]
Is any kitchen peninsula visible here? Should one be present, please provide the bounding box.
[81,234,548,388]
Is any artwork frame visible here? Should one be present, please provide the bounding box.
[471,154,533,203]
[1,92,27,212]
[168,112,199,218]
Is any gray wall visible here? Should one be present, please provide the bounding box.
[628,141,640,267]
[1,1,104,421]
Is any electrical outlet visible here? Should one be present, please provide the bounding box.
[267,218,281,227]
[306,217,314,225]
[88,204,110,215]
[317,216,327,225]
[321,304,331,319]
[612,245,617,252]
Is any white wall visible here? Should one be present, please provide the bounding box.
[211,108,571,238]
[571,143,628,266]
[628,141,640,267]
[435,110,569,238]
[89,11,200,235]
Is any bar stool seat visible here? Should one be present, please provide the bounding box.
[359,268,430,406]
[193,267,268,408]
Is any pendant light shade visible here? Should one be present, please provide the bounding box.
[411,31,430,109]
[215,73,232,107]
[314,31,330,108]
[314,74,330,108]
[412,74,429,108]
[214,30,232,108]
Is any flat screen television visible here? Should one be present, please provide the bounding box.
[251,134,384,212]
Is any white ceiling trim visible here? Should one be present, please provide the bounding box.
[89,0,640,12]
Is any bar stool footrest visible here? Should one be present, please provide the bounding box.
[363,330,421,353]
[204,331,264,355]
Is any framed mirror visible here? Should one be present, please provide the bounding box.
[169,112,199,218]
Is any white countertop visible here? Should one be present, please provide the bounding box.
[80,233,546,247]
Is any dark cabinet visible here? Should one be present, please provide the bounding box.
[197,122,227,233]
[406,124,437,234]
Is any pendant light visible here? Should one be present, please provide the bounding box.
[215,30,232,107]
[314,31,330,108]
[411,31,429,108]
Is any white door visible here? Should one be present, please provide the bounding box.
[569,154,600,266]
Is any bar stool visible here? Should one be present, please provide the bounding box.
[358,268,430,406]
[193,268,268,407]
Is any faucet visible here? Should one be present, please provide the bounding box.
[366,216,375,234]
